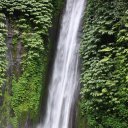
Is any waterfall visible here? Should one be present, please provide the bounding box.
[37,0,86,128]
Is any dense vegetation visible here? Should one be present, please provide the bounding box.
[0,0,128,128]
[0,0,63,127]
[80,0,128,128]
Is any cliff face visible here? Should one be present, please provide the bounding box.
[0,0,65,127]
[0,1,53,127]
[2,1,128,128]
[79,0,128,128]
[0,16,49,128]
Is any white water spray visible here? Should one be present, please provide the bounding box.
[37,0,86,128]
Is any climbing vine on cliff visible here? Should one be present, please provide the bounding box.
[80,0,128,128]
[10,24,49,127]
[0,0,64,127]
[0,13,7,97]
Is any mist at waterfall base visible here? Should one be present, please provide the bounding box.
[37,0,86,128]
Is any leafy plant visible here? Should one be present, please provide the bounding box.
[80,0,128,128]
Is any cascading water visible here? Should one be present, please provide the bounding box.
[37,0,86,128]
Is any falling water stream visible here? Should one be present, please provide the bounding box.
[37,0,86,128]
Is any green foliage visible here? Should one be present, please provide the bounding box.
[0,0,61,127]
[0,0,53,34]
[52,0,64,15]
[80,0,128,128]
[10,29,49,128]
[0,13,7,96]
[9,14,50,128]
[0,91,10,127]
[11,60,46,127]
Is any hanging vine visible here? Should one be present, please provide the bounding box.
[80,0,128,128]
[0,0,61,127]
